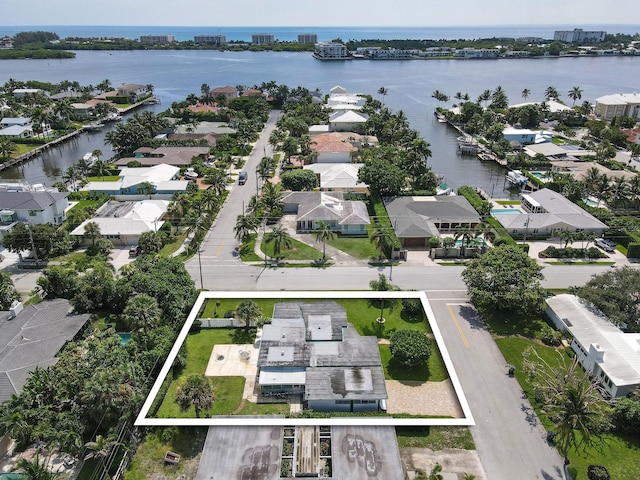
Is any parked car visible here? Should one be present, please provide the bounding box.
[129,245,142,256]
[238,170,248,185]
[595,238,616,253]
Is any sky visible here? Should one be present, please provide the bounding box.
[2,0,639,27]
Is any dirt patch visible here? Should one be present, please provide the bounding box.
[386,379,463,418]
[401,447,487,480]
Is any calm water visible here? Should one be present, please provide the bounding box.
[2,48,640,197]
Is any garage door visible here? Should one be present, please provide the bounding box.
[403,237,425,247]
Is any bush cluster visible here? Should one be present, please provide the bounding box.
[538,246,606,259]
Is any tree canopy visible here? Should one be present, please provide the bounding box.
[570,266,640,332]
[461,244,545,315]
[389,329,432,368]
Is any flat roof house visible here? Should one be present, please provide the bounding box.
[257,301,387,412]
[82,164,189,198]
[304,163,367,193]
[546,294,640,397]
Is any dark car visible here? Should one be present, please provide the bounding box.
[238,170,248,185]
[129,245,142,256]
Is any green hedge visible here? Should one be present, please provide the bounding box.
[369,194,401,254]
[627,242,640,259]
[485,217,517,245]
[457,185,491,215]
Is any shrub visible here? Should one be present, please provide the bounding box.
[457,185,490,215]
[401,298,423,317]
[611,397,640,435]
[428,236,441,249]
[538,324,562,346]
[587,465,610,480]
[493,237,509,246]
[390,330,431,368]
[627,242,640,259]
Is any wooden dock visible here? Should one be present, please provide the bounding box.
[0,129,83,172]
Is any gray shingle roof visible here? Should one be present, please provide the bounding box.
[0,191,68,211]
[0,299,90,403]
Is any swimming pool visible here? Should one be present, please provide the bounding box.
[491,208,523,215]
[118,333,132,346]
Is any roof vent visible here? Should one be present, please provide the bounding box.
[281,350,285,356]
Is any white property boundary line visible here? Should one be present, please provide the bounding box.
[135,291,474,427]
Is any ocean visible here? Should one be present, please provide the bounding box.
[1,24,639,42]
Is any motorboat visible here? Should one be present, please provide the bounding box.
[506,169,528,187]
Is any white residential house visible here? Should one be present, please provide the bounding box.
[328,110,368,132]
[283,192,370,235]
[304,163,367,193]
[82,164,189,199]
[492,188,608,237]
[12,88,43,98]
[0,191,69,241]
[546,294,640,398]
[71,199,170,246]
[116,83,147,102]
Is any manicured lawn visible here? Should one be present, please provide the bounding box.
[12,143,38,157]
[494,335,640,478]
[481,310,548,338]
[495,200,521,205]
[159,233,187,256]
[379,343,448,382]
[239,234,262,262]
[261,237,322,261]
[201,298,282,319]
[334,298,431,339]
[395,426,475,450]
[87,175,120,181]
[325,234,380,259]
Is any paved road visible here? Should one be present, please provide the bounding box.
[428,292,569,480]
[186,109,281,287]
[185,261,616,292]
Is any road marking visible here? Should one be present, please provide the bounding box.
[215,241,225,256]
[447,304,470,349]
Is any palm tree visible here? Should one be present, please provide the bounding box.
[521,88,531,100]
[544,86,560,101]
[369,273,397,323]
[477,89,492,108]
[13,454,69,480]
[313,221,335,260]
[265,225,293,261]
[137,181,154,199]
[370,226,388,260]
[568,86,583,107]
[175,373,213,418]
[91,159,110,182]
[234,214,260,243]
[235,299,262,332]
[83,221,101,246]
[83,434,119,461]
[377,86,388,105]
[0,138,17,160]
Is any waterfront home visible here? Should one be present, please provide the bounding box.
[503,127,553,145]
[71,199,169,246]
[174,121,236,136]
[304,163,367,193]
[595,93,640,120]
[314,41,349,59]
[492,188,608,237]
[210,86,238,102]
[546,294,640,398]
[307,132,377,163]
[328,110,368,132]
[82,164,189,199]
[11,88,43,98]
[118,146,210,167]
[0,191,69,241]
[257,301,387,412]
[327,85,366,111]
[524,142,595,161]
[283,191,370,235]
[70,102,93,120]
[384,196,481,247]
[455,48,499,58]
[116,83,147,102]
[0,117,34,138]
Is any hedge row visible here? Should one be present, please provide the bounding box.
[369,194,401,254]
[457,185,491,215]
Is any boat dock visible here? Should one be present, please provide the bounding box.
[0,129,83,172]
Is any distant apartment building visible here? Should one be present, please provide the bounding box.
[314,41,349,59]
[194,35,226,45]
[297,33,318,44]
[455,48,500,58]
[251,34,275,45]
[140,34,175,44]
[553,29,606,43]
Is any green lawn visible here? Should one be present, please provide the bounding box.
[334,298,431,339]
[201,298,282,319]
[379,343,448,382]
[12,143,38,157]
[159,233,187,256]
[261,237,322,261]
[325,234,380,259]
[395,426,475,450]
[238,234,262,262]
[495,200,521,205]
[494,335,640,478]
[86,175,120,182]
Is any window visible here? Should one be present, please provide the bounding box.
[28,210,37,216]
